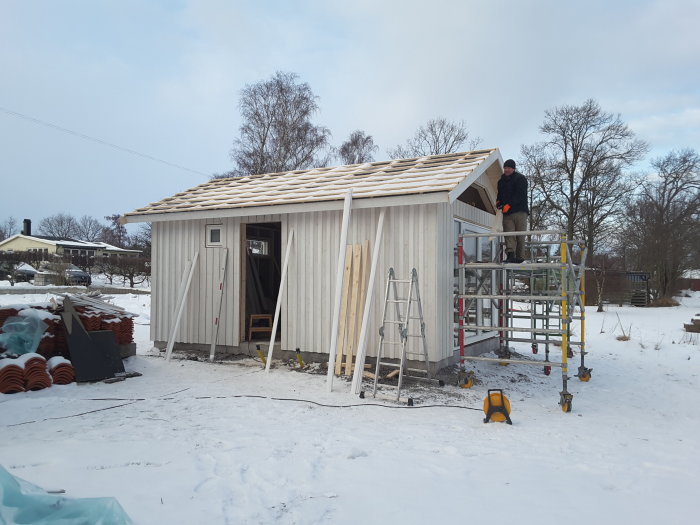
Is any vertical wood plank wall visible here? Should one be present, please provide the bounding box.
[151,214,281,347]
[151,201,493,363]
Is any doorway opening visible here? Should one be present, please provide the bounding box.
[242,222,282,342]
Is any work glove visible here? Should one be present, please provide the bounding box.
[502,204,511,213]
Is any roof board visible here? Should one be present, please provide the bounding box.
[124,149,500,221]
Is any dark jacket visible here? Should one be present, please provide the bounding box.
[496,170,529,215]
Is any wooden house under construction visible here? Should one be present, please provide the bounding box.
[122,149,506,370]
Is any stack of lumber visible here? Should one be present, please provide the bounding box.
[47,356,75,385]
[335,241,370,377]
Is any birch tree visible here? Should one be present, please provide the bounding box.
[229,71,331,176]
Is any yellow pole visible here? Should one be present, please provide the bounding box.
[559,236,574,410]
[561,237,568,374]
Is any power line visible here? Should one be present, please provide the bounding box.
[0,105,211,177]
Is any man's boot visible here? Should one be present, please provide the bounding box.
[505,251,515,263]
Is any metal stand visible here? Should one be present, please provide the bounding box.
[457,230,587,412]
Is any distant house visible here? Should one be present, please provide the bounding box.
[584,269,650,306]
[679,270,700,292]
[0,220,140,259]
[123,149,505,369]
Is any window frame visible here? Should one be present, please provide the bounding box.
[205,224,223,247]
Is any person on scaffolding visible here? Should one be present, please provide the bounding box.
[496,159,529,263]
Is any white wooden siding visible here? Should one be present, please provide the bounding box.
[283,204,440,360]
[151,201,494,363]
[151,213,281,346]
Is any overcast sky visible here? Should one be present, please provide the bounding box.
[1,0,698,231]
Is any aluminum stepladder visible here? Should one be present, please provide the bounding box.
[370,268,433,404]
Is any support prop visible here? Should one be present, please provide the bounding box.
[351,209,386,395]
[327,190,354,390]
[265,229,294,372]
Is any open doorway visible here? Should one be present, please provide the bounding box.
[241,222,282,342]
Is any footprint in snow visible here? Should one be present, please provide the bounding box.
[347,448,368,459]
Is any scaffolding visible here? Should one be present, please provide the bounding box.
[456,229,590,412]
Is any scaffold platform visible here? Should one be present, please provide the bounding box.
[456,229,591,412]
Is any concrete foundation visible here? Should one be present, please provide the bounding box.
[154,335,499,373]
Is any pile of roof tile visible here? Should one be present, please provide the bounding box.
[0,359,25,393]
[17,353,52,390]
[75,307,103,331]
[47,356,75,385]
[0,294,137,363]
[37,313,66,358]
[101,316,135,345]
[66,294,136,345]
[0,352,70,394]
[0,354,77,394]
[0,308,19,327]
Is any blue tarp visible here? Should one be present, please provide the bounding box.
[0,310,47,356]
[0,465,133,525]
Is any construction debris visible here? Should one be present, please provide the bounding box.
[0,293,136,361]
[0,293,138,389]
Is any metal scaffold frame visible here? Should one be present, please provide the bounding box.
[456,229,590,412]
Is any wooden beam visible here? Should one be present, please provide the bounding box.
[334,246,353,376]
[344,244,363,376]
[209,248,228,362]
[165,250,199,361]
[351,209,386,394]
[265,229,294,372]
[327,190,353,390]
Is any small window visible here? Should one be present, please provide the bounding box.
[206,225,223,247]
[247,239,268,255]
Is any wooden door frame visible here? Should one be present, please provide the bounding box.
[239,222,247,343]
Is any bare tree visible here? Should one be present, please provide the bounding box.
[624,149,700,299]
[75,215,104,242]
[0,217,18,241]
[519,154,549,231]
[38,213,79,239]
[112,255,150,288]
[130,223,152,258]
[101,214,129,248]
[388,117,481,159]
[337,130,378,165]
[521,99,647,264]
[229,71,331,177]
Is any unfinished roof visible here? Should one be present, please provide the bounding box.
[125,148,499,220]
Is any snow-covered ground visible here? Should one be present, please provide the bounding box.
[1,290,699,524]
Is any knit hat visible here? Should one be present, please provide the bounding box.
[504,159,516,169]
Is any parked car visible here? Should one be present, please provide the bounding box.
[65,268,92,286]
[13,264,37,283]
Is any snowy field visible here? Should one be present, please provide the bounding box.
[1,289,699,524]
